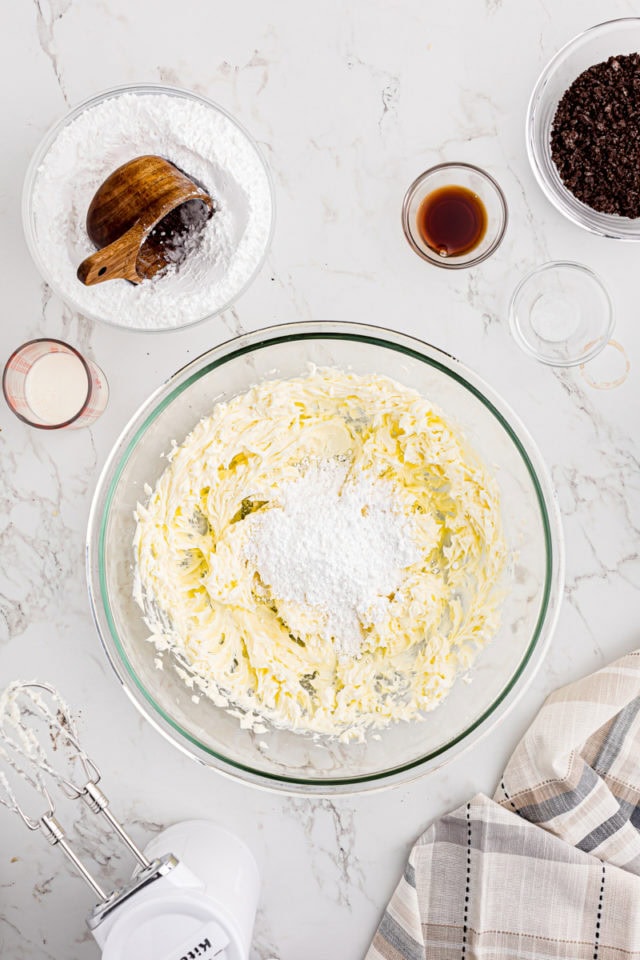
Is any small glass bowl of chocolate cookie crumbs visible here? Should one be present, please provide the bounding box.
[527,18,640,239]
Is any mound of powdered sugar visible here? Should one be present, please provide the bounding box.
[30,91,273,330]
[246,460,421,658]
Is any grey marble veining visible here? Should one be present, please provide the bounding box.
[1,1,639,958]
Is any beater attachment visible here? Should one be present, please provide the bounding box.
[0,680,151,901]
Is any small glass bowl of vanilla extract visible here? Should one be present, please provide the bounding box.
[402,162,508,268]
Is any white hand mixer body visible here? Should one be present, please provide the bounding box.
[0,682,259,960]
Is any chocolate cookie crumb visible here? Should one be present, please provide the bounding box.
[551,52,640,218]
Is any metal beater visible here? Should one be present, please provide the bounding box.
[0,680,260,960]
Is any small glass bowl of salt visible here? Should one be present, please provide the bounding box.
[3,338,109,429]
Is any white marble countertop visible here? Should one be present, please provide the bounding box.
[1,1,639,957]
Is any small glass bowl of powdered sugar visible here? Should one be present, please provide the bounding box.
[23,83,275,332]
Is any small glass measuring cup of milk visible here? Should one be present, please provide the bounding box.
[2,339,108,429]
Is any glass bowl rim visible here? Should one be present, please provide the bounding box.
[401,162,508,269]
[526,17,640,240]
[21,81,276,333]
[508,260,615,367]
[87,320,564,794]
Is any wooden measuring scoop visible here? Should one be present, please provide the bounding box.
[77,155,214,286]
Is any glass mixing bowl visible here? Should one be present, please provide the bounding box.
[527,18,640,239]
[87,322,564,794]
[22,83,275,332]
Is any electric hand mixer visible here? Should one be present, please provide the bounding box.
[0,681,260,960]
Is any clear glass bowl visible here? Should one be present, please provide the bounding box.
[402,163,508,268]
[509,261,614,367]
[86,322,564,795]
[527,18,640,239]
[22,83,275,332]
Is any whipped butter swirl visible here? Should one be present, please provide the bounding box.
[133,369,506,741]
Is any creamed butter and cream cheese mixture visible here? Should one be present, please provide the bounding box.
[133,369,506,742]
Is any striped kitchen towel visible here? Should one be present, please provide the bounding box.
[366,649,640,960]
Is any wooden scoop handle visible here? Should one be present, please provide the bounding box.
[77,222,146,286]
